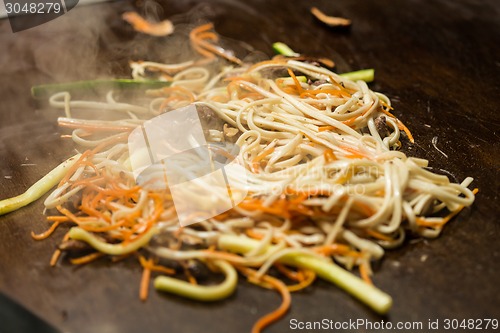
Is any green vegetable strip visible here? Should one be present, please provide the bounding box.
[272,42,299,57]
[339,69,375,83]
[68,226,157,255]
[218,234,392,314]
[154,260,238,302]
[31,79,171,99]
[0,154,81,216]
[272,42,374,83]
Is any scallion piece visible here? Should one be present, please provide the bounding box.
[31,79,170,99]
[272,42,299,57]
[339,69,375,83]
[218,234,392,314]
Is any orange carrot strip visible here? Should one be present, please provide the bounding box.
[252,147,275,172]
[359,261,373,286]
[58,150,92,186]
[185,268,198,286]
[31,221,61,240]
[323,148,337,162]
[140,263,152,301]
[287,270,316,292]
[310,7,351,27]
[56,206,84,225]
[287,68,304,95]
[416,188,478,228]
[365,229,393,242]
[189,23,242,65]
[196,31,219,42]
[70,252,105,265]
[122,12,174,37]
[251,274,291,333]
[274,263,304,282]
[340,146,368,159]
[380,109,414,143]
[197,39,243,65]
[342,107,372,126]
[353,200,375,217]
[318,125,335,132]
[190,22,214,35]
[50,232,70,267]
[300,88,346,98]
[329,76,355,96]
[46,216,70,222]
[379,99,394,111]
[246,229,264,240]
[313,244,364,258]
[91,133,128,154]
[149,264,176,275]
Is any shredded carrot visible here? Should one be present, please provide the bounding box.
[245,228,264,240]
[254,147,275,164]
[310,6,351,27]
[50,250,62,267]
[328,76,355,96]
[379,99,394,111]
[287,68,304,95]
[314,244,365,258]
[185,269,198,285]
[189,23,243,65]
[226,79,266,101]
[340,145,369,159]
[155,86,196,110]
[274,263,304,282]
[139,268,151,301]
[251,274,291,333]
[58,150,92,186]
[70,252,105,265]
[286,270,316,292]
[149,264,175,275]
[300,88,347,99]
[323,148,337,163]
[140,258,153,301]
[91,134,129,154]
[56,206,84,225]
[365,229,393,242]
[50,232,70,267]
[380,108,415,143]
[46,216,70,222]
[300,131,323,147]
[31,221,61,240]
[252,147,275,173]
[351,200,375,217]
[342,108,372,127]
[359,261,373,285]
[318,125,335,132]
[122,11,174,37]
[416,188,478,229]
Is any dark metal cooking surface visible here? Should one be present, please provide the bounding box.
[0,1,499,332]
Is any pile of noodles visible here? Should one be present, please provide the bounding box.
[3,23,476,333]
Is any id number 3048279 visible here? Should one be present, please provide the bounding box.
[5,2,62,14]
